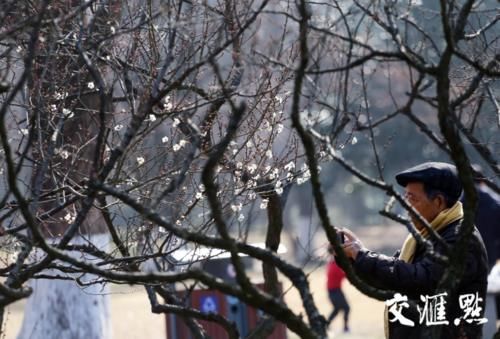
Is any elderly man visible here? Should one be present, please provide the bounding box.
[342,162,488,339]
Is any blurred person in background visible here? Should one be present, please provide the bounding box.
[326,245,350,333]
[469,164,500,271]
[468,164,500,338]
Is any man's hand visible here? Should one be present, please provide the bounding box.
[341,228,365,260]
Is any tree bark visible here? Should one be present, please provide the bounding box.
[17,234,111,339]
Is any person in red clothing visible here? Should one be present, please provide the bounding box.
[327,245,350,332]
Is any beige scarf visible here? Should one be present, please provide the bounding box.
[384,201,464,338]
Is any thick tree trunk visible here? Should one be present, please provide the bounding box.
[17,234,111,339]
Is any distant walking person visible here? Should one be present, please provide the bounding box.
[469,165,500,271]
[326,245,350,332]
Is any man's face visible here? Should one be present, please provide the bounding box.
[404,182,445,230]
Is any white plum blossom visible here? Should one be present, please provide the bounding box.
[87,82,95,89]
[173,139,188,152]
[158,227,167,234]
[275,180,283,195]
[269,168,279,180]
[172,118,180,128]
[163,96,173,110]
[114,124,123,131]
[162,136,169,143]
[276,123,284,134]
[297,177,307,185]
[247,163,257,174]
[62,108,74,118]
[136,157,145,165]
[284,161,295,171]
[231,203,242,212]
[20,128,29,136]
[351,136,358,145]
[297,163,311,185]
[265,150,273,159]
[195,192,204,200]
[54,91,68,100]
[248,192,256,200]
[149,114,157,122]
[60,150,70,159]
[236,162,243,169]
[237,214,245,222]
[259,199,269,210]
[175,220,182,226]
[246,180,256,190]
[63,212,76,224]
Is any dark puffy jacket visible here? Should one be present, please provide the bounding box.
[472,185,500,271]
[353,219,488,339]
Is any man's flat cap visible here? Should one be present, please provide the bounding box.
[395,162,462,201]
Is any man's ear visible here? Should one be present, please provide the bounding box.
[434,194,447,209]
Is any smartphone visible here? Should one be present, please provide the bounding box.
[336,231,345,244]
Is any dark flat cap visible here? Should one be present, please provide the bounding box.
[395,162,462,201]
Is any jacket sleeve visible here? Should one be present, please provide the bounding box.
[353,226,487,297]
[353,248,444,296]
